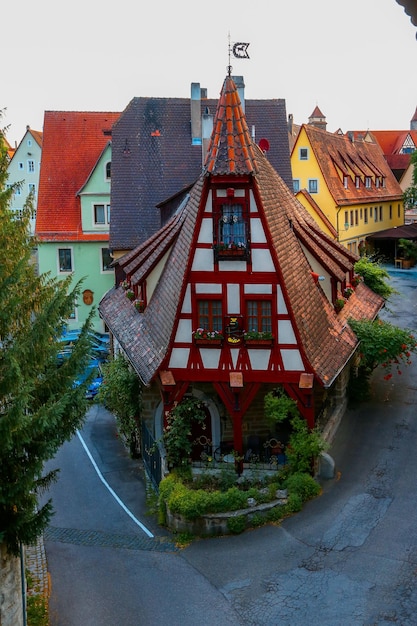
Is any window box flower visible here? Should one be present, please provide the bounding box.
[125,289,135,301]
[243,330,274,346]
[193,328,224,346]
[214,241,249,261]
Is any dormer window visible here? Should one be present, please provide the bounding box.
[355,176,360,189]
[365,176,371,189]
[214,196,250,261]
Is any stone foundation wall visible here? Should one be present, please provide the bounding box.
[0,542,23,626]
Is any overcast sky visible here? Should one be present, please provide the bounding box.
[3,0,417,147]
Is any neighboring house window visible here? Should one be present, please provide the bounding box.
[246,300,272,333]
[379,206,383,221]
[197,300,223,332]
[94,204,110,225]
[364,208,368,223]
[382,177,386,188]
[28,183,36,196]
[218,203,246,248]
[350,210,354,227]
[370,207,373,218]
[344,211,348,227]
[58,248,72,272]
[15,187,22,196]
[105,162,111,179]
[28,160,35,173]
[101,248,112,272]
[365,176,371,189]
[67,300,77,320]
[18,162,24,170]
[374,207,378,222]
[398,204,401,218]
[308,179,318,194]
[299,148,309,160]
[355,210,358,226]
[293,179,300,193]
[27,139,32,147]
[343,176,349,189]
[376,177,380,188]
[389,204,393,219]
[355,176,360,188]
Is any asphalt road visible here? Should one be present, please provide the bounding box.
[42,267,417,625]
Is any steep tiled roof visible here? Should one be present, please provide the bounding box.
[36,111,120,241]
[302,125,403,206]
[100,78,384,388]
[204,75,258,175]
[110,90,293,251]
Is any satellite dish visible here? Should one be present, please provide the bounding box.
[259,138,270,152]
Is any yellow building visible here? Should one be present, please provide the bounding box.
[291,120,404,254]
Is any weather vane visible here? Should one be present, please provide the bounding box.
[227,33,250,76]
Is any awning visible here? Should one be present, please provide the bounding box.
[366,223,417,241]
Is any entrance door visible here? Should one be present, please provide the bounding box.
[190,407,212,461]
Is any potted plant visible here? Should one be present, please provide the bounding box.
[134,299,145,312]
[398,238,417,268]
[125,289,135,301]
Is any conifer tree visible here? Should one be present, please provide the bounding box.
[0,118,93,557]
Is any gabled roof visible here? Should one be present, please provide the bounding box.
[300,125,403,206]
[100,76,384,389]
[109,87,293,252]
[36,111,120,241]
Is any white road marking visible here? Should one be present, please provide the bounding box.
[76,429,154,538]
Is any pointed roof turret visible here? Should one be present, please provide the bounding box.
[204,75,258,176]
[308,105,327,131]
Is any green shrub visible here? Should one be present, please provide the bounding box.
[284,492,303,513]
[285,472,321,501]
[227,515,246,534]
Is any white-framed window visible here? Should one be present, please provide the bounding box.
[299,147,309,160]
[101,248,113,272]
[105,161,111,180]
[343,175,349,189]
[67,299,77,321]
[308,179,318,194]
[18,162,24,170]
[293,179,300,193]
[28,183,36,196]
[28,160,35,173]
[15,187,22,196]
[355,176,360,188]
[58,248,73,272]
[365,176,371,189]
[94,204,110,225]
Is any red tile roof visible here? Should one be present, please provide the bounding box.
[36,111,120,241]
[302,125,403,206]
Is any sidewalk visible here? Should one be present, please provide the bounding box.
[25,535,50,600]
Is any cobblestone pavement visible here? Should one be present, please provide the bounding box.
[25,536,50,599]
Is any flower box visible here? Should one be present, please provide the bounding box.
[194,338,223,347]
[244,338,274,347]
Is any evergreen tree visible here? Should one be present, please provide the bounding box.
[0,119,93,556]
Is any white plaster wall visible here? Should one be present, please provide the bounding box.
[250,217,267,243]
[175,318,192,343]
[248,349,271,370]
[281,349,304,370]
[181,284,192,313]
[197,218,214,243]
[192,249,214,271]
[278,319,297,344]
[168,348,190,369]
[227,284,240,313]
[251,249,275,272]
[277,285,288,314]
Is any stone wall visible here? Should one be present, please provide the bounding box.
[0,542,23,626]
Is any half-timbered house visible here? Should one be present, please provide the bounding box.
[99,73,384,474]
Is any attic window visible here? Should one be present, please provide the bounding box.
[343,175,349,189]
[365,176,371,189]
[355,176,360,189]
[214,201,249,261]
[299,147,309,161]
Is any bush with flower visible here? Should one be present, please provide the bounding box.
[348,317,417,398]
[163,397,207,468]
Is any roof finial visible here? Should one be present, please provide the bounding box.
[227,34,250,76]
[227,32,233,76]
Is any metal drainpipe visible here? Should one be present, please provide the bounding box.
[20,542,27,626]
